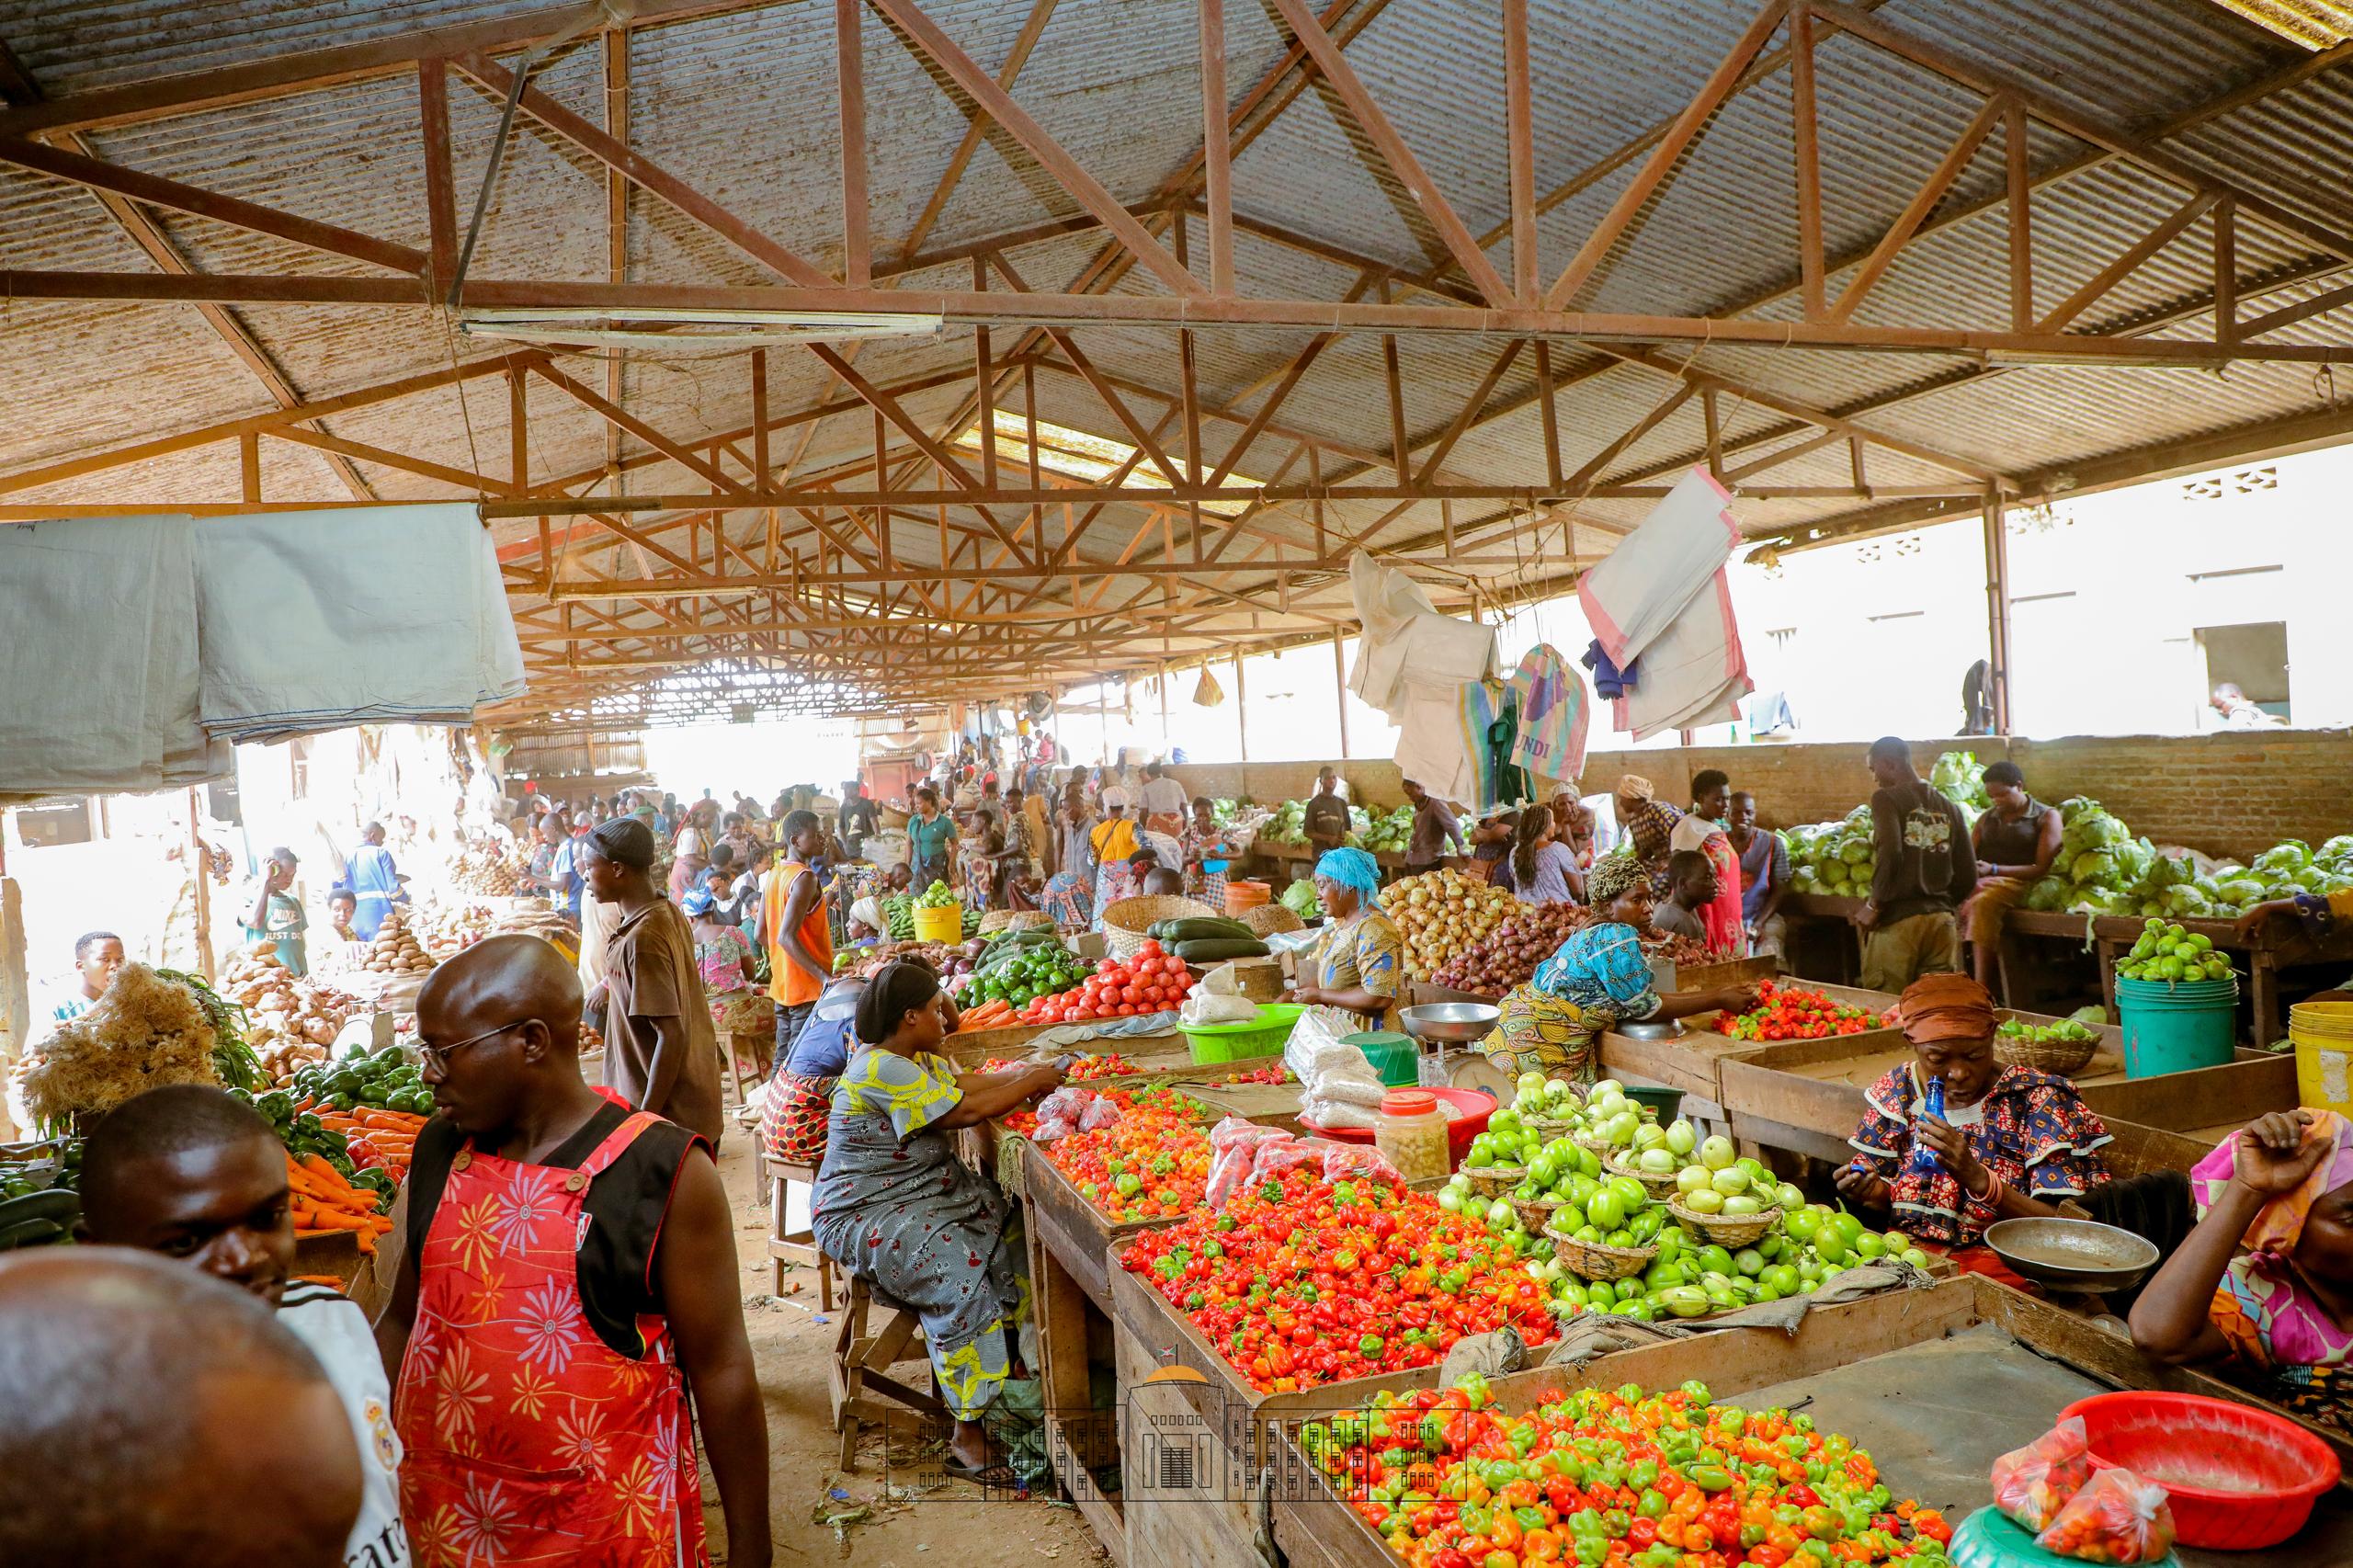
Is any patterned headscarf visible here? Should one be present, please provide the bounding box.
[1585,851,1646,905]
[2191,1110,2353,1267]
[1893,973,1998,1046]
[1616,774,1655,802]
[680,886,717,916]
[1533,922,1659,1015]
[1314,846,1381,903]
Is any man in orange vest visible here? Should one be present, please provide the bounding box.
[763,810,834,1061]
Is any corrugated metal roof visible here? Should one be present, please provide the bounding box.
[0,0,2348,707]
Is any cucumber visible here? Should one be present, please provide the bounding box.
[1173,937,1270,962]
[0,1188,80,1233]
[1151,916,1256,945]
[0,1218,66,1251]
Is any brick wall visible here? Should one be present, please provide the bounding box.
[1181,733,2353,861]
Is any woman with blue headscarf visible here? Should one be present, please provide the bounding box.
[1282,847,1404,1027]
[1476,851,1762,1084]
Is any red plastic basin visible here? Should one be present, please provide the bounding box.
[2057,1390,2341,1551]
[1304,1085,1495,1168]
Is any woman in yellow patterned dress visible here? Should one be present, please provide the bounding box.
[1475,852,1762,1084]
[1282,847,1403,1028]
[813,961,1066,1480]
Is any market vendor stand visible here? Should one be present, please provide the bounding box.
[1006,1054,1308,1561]
[1266,1275,2351,1568]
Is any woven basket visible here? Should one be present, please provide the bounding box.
[1665,1199,1783,1249]
[1238,903,1305,937]
[1544,1223,1657,1281]
[1463,1161,1527,1199]
[1511,1194,1571,1233]
[1572,1131,1619,1161]
[1605,1151,1684,1202]
[878,804,912,829]
[1101,894,1219,960]
[1994,1028,2100,1076]
[1528,1112,1583,1143]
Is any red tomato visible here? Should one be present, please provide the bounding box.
[1118,1003,1138,1016]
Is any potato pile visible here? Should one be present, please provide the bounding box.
[418,900,497,957]
[1376,868,1520,982]
[1432,900,1597,994]
[362,906,435,974]
[222,945,362,1082]
[450,849,521,896]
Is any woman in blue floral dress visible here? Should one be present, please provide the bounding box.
[813,962,1065,1478]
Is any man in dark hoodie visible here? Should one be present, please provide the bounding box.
[1858,736,1977,993]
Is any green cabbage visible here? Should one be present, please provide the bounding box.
[2253,841,2312,877]
[2215,877,2267,906]
[2025,878,2071,912]
[1280,879,1324,920]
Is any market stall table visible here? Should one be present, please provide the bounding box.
[1267,1276,2352,1568]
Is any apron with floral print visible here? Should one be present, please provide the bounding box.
[394,1111,707,1568]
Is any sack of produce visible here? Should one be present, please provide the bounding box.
[1179,991,1261,1027]
[1313,1074,1386,1109]
[2035,1467,2176,1563]
[1991,1417,2094,1531]
[1300,1094,1380,1131]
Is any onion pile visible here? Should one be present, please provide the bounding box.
[1377,869,1519,981]
[1432,901,1595,994]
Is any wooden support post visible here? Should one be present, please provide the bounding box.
[509,367,528,489]
[187,788,213,983]
[2213,196,2236,344]
[1790,3,1824,320]
[240,432,260,503]
[418,58,458,297]
[1702,388,1723,479]
[1982,488,2013,734]
[2006,98,2032,333]
[1534,339,1563,491]
[1382,334,1407,483]
[1503,0,1537,301]
[750,347,769,481]
[1234,652,1248,761]
[1333,629,1350,758]
[836,0,870,288]
[1199,0,1233,296]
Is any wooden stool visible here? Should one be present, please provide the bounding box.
[718,1026,773,1110]
[766,1165,835,1310]
[831,1275,945,1471]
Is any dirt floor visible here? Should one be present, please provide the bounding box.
[706,1136,1108,1566]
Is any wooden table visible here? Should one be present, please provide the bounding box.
[1267,1276,2353,1568]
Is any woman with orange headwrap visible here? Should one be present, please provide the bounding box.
[1834,973,2116,1248]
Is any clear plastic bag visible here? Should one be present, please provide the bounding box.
[1031,1115,1078,1142]
[1034,1085,1095,1126]
[1204,1119,1287,1208]
[1076,1096,1123,1132]
[2035,1467,2176,1563]
[1321,1142,1397,1182]
[1991,1416,2093,1532]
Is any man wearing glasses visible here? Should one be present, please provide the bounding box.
[374,934,770,1568]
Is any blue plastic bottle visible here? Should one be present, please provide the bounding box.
[1909,1075,1946,1176]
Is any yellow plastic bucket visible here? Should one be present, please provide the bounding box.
[911,903,965,945]
[2290,1000,2353,1118]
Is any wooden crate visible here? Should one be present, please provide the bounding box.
[1715,1029,2228,1176]
[1267,1276,2353,1568]
[1597,982,1897,1103]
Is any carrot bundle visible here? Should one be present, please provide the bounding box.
[286,1152,394,1253]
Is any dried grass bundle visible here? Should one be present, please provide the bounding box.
[22,962,222,1129]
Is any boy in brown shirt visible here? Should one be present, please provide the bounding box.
[577,817,725,1143]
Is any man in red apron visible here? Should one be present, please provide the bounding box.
[375,935,770,1568]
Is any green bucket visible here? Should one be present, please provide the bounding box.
[1180,1003,1304,1064]
[2116,975,2238,1079]
[1623,1085,1686,1123]
[1343,1030,1419,1087]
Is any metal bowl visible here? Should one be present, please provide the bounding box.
[1984,1217,2160,1293]
[1615,1019,1687,1041]
[1397,1002,1502,1043]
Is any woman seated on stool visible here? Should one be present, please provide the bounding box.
[1474,851,1761,1085]
[2131,1109,2353,1435]
[813,960,1065,1481]
[1281,847,1403,1028]
[1834,974,2195,1270]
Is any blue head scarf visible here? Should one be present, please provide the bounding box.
[1531,922,1660,1018]
[680,886,717,916]
[1313,846,1382,904]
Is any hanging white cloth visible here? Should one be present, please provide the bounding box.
[0,515,230,801]
[1576,467,1742,669]
[1610,568,1754,741]
[194,504,526,744]
[1347,552,1498,802]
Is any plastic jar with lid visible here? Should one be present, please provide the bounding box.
[1373,1089,1451,1184]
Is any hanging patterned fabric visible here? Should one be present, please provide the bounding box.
[1457,679,1529,812]
[1508,643,1590,788]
